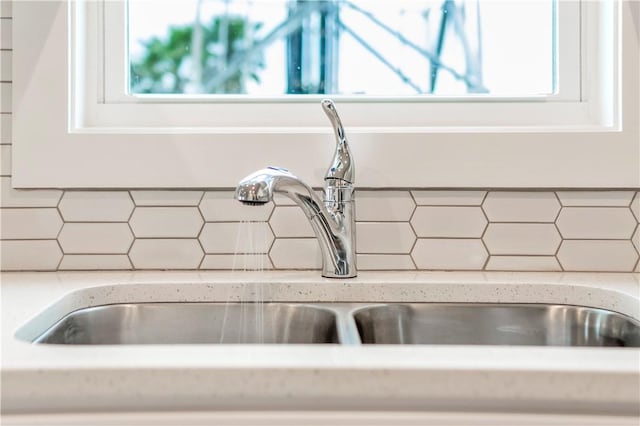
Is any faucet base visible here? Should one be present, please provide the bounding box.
[322,271,357,279]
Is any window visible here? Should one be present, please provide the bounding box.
[11,0,639,188]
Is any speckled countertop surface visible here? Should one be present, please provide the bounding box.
[1,271,639,416]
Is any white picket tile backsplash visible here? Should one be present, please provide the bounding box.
[0,18,11,49]
[483,223,561,255]
[129,207,203,238]
[0,177,62,208]
[631,193,640,222]
[557,240,639,272]
[411,206,487,238]
[200,222,273,254]
[1,144,11,176]
[483,192,560,222]
[556,208,637,239]
[0,18,13,50]
[1,114,11,143]
[269,238,321,269]
[356,222,416,254]
[0,208,62,239]
[59,191,134,222]
[130,190,203,207]
[355,191,415,221]
[1,186,638,272]
[1,240,62,271]
[357,254,415,271]
[412,239,488,270]
[556,191,635,207]
[58,223,134,254]
[485,256,562,272]
[269,206,314,238]
[58,255,133,271]
[0,82,10,112]
[1,50,11,81]
[201,254,273,270]
[129,239,204,269]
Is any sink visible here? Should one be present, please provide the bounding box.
[34,303,339,344]
[353,304,640,347]
[28,300,640,347]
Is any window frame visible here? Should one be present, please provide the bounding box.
[12,0,640,189]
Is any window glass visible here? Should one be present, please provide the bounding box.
[128,0,555,96]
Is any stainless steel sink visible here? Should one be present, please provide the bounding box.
[34,303,339,344]
[29,301,640,347]
[353,304,640,347]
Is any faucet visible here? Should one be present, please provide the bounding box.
[235,99,356,278]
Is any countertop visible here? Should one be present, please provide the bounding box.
[1,271,639,417]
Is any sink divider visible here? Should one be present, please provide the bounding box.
[331,305,362,345]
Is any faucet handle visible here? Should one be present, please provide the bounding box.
[322,99,354,185]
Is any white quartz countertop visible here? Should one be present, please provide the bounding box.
[1,271,639,417]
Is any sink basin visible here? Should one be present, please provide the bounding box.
[34,303,339,344]
[28,300,640,347]
[353,304,640,347]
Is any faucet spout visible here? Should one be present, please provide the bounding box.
[235,100,357,278]
[236,167,323,218]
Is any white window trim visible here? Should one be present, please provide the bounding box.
[12,0,640,189]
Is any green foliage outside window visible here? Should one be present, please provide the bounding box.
[130,16,264,94]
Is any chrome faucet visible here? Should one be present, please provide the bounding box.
[235,99,356,278]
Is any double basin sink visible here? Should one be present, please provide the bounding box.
[33,302,640,347]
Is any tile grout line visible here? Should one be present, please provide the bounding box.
[478,201,492,270]
[631,222,640,272]
[194,197,208,270]
[53,190,66,270]
[479,192,492,271]
[407,202,419,267]
[266,202,278,267]
[125,191,138,268]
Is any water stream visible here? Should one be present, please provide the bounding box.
[219,220,272,343]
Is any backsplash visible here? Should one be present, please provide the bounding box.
[1,7,639,272]
[1,185,638,272]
